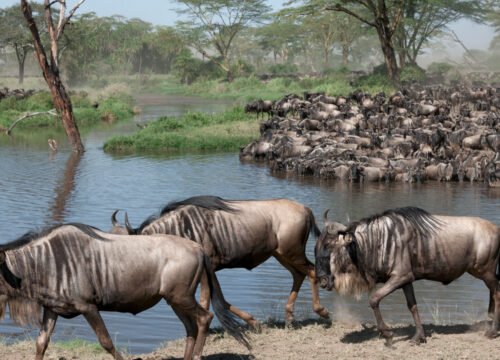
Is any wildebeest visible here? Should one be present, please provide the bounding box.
[111,195,329,327]
[0,223,249,360]
[315,207,500,344]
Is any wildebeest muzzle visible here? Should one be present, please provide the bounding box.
[316,255,334,291]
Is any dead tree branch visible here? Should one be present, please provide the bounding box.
[6,109,58,135]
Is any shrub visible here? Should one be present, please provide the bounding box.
[426,62,454,78]
[400,64,427,84]
[268,63,298,75]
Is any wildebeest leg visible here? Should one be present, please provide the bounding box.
[199,271,211,310]
[35,308,58,360]
[306,264,330,319]
[488,290,495,319]
[274,254,306,326]
[83,309,124,360]
[226,301,260,332]
[171,305,196,360]
[482,273,500,338]
[171,297,214,360]
[193,304,214,359]
[369,276,412,345]
[402,283,426,344]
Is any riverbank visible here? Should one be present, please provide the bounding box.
[1,320,497,359]
[103,106,260,153]
[0,88,134,132]
[156,72,394,102]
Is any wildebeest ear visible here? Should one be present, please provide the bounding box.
[0,252,5,264]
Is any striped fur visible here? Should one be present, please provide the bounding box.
[0,223,249,359]
[315,207,500,343]
[112,195,327,325]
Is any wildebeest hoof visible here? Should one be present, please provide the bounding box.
[251,321,263,333]
[380,329,393,345]
[410,334,426,344]
[383,337,394,347]
[315,306,330,319]
[484,329,497,339]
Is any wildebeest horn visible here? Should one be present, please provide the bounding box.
[124,212,134,234]
[323,209,330,223]
[111,210,120,227]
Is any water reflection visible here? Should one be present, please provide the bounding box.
[50,151,82,222]
[0,97,498,354]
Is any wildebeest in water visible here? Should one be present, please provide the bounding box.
[0,223,249,360]
[315,207,500,344]
[111,195,329,327]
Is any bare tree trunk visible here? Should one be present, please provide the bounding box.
[342,44,349,67]
[375,22,399,83]
[21,0,84,153]
[18,58,25,84]
[324,47,330,68]
[14,45,27,84]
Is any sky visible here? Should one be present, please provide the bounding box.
[0,0,495,55]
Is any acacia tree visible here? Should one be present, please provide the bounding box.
[287,0,403,82]
[256,20,302,65]
[175,0,271,82]
[395,0,487,67]
[20,0,85,153]
[0,4,44,84]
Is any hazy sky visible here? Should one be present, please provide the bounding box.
[0,0,495,53]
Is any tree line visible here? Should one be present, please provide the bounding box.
[2,0,499,86]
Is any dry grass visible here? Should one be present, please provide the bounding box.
[1,319,499,360]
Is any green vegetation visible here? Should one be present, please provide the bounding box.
[52,339,106,354]
[157,71,395,103]
[0,91,134,132]
[104,106,259,153]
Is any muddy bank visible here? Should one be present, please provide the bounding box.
[2,320,498,359]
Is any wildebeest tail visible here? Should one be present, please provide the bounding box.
[496,228,500,281]
[203,255,251,350]
[307,208,321,237]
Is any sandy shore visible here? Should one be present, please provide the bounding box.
[1,319,499,360]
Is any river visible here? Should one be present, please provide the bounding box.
[0,94,499,354]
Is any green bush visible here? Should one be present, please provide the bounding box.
[426,62,454,77]
[0,91,133,130]
[268,63,298,75]
[400,64,427,84]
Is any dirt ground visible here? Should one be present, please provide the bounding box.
[1,319,499,360]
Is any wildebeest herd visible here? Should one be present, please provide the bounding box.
[241,86,500,186]
[0,194,499,359]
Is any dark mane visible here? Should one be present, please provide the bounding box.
[0,223,108,251]
[136,196,238,234]
[137,215,160,234]
[347,206,442,239]
[160,196,238,215]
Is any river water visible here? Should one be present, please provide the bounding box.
[0,95,499,354]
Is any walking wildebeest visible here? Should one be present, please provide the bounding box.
[315,207,500,344]
[0,223,249,360]
[111,195,329,327]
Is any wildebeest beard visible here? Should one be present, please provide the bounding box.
[330,235,375,300]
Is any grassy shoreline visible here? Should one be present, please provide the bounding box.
[0,89,134,133]
[103,106,259,154]
[155,72,395,102]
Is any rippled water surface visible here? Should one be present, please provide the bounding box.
[0,96,499,354]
